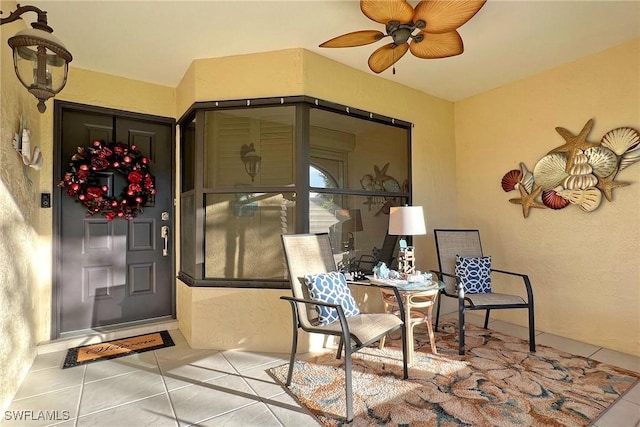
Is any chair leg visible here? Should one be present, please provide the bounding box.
[483,309,491,329]
[400,323,409,379]
[286,326,299,386]
[344,341,354,423]
[434,290,443,331]
[528,304,536,352]
[457,289,466,355]
[336,337,344,360]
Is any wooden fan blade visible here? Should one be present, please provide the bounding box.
[361,0,415,25]
[368,43,409,73]
[320,30,386,48]
[409,31,463,59]
[413,0,486,34]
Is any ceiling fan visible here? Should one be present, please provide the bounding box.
[319,0,487,74]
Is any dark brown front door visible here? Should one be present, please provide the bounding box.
[54,103,175,338]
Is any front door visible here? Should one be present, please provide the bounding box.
[54,103,175,338]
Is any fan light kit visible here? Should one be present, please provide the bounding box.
[319,0,486,74]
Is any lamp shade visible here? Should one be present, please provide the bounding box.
[388,206,426,236]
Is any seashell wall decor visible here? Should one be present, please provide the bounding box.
[501,119,639,217]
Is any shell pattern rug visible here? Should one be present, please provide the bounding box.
[269,322,639,426]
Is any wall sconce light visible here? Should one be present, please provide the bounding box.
[1,4,73,113]
[240,143,261,182]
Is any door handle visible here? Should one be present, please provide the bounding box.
[161,225,169,256]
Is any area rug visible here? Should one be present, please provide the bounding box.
[269,322,639,426]
[62,330,174,369]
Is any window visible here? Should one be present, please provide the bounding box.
[178,97,411,288]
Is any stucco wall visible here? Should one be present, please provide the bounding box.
[175,48,457,351]
[454,38,640,356]
[0,0,176,409]
[0,0,47,412]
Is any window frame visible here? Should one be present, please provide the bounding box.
[177,96,412,288]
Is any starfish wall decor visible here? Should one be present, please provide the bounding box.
[501,119,639,218]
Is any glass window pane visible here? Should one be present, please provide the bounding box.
[310,108,409,193]
[204,192,296,279]
[203,106,295,188]
[308,193,408,272]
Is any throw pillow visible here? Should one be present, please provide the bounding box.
[303,271,360,325]
[454,255,492,294]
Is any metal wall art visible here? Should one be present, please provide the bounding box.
[360,163,403,215]
[502,119,639,217]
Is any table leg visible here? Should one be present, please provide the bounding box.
[426,304,437,354]
[404,294,414,365]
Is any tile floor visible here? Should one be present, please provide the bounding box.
[4,315,639,427]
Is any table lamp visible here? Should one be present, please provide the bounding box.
[388,205,426,274]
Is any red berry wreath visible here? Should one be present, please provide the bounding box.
[59,140,156,221]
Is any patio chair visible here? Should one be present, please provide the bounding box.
[280,233,408,423]
[434,229,535,355]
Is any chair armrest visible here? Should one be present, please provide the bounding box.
[429,270,464,298]
[280,296,355,344]
[490,269,534,303]
[280,295,341,310]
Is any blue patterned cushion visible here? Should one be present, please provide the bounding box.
[304,271,360,325]
[455,255,492,294]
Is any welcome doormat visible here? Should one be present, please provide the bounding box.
[62,330,174,369]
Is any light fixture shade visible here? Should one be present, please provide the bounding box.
[240,143,261,182]
[388,206,426,236]
[8,27,72,112]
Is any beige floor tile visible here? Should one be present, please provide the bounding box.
[535,332,601,357]
[159,351,235,391]
[196,402,282,427]
[10,319,636,427]
[593,399,640,427]
[622,381,640,404]
[78,370,166,416]
[237,359,290,399]
[29,351,67,372]
[12,366,86,401]
[266,391,320,426]
[169,374,259,426]
[590,348,640,373]
[75,394,177,427]
[4,385,81,426]
[221,351,290,372]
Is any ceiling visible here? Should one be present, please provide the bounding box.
[24,0,640,102]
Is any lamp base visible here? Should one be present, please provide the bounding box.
[397,246,416,275]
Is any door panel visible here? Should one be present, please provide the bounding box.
[56,107,174,337]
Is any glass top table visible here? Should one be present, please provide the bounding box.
[349,275,445,365]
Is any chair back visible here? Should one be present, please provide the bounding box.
[378,233,399,268]
[434,229,484,292]
[281,233,338,329]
